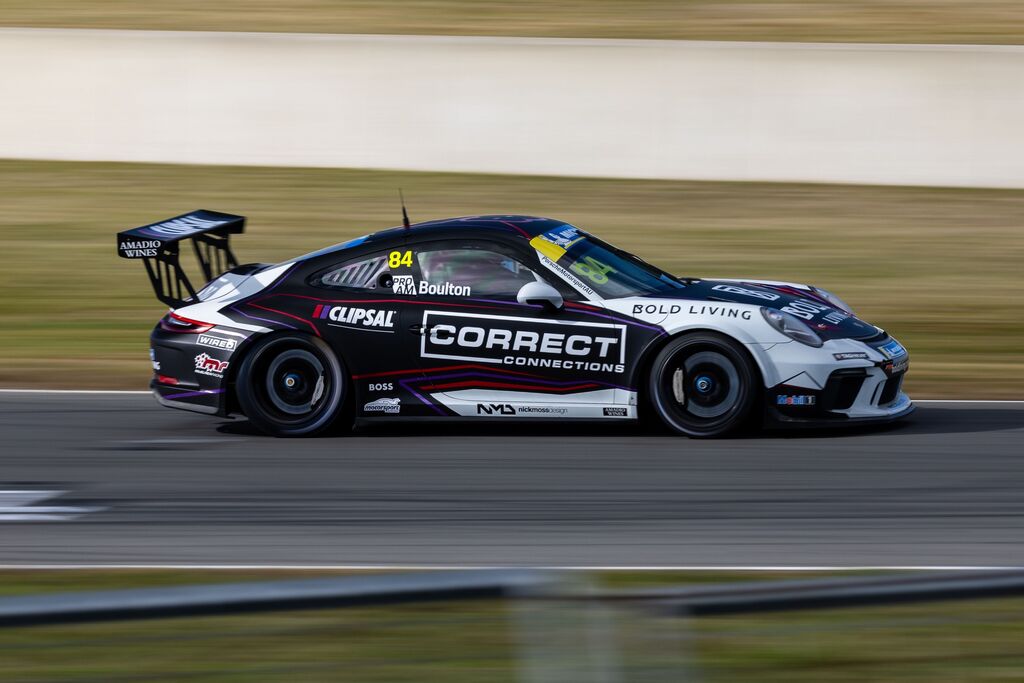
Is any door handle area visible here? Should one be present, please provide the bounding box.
[409,324,432,335]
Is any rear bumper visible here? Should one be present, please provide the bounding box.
[151,380,225,415]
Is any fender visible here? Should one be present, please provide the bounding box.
[605,297,784,390]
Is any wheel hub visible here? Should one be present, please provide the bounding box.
[694,375,714,394]
[668,350,742,420]
[264,349,327,416]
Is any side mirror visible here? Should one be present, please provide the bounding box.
[517,280,563,311]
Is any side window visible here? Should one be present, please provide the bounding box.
[416,247,539,297]
[316,253,391,291]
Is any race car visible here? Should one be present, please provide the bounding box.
[117,211,912,437]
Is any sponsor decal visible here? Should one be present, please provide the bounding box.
[539,224,585,249]
[711,284,780,301]
[539,254,597,299]
[368,382,394,392]
[779,298,846,323]
[194,353,229,378]
[477,404,571,416]
[884,358,910,375]
[878,339,908,359]
[392,274,417,295]
[603,407,628,417]
[529,224,585,261]
[776,395,816,406]
[477,403,515,415]
[118,239,161,258]
[685,304,753,320]
[419,281,471,296]
[516,406,569,415]
[421,311,627,374]
[364,398,401,414]
[139,214,225,238]
[633,303,683,316]
[632,303,752,320]
[197,334,238,351]
[149,348,160,371]
[833,352,869,361]
[822,311,849,325]
[313,305,396,330]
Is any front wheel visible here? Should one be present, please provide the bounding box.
[648,333,758,438]
[236,334,347,437]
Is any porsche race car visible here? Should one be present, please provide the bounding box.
[117,211,912,437]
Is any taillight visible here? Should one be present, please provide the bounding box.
[160,312,214,334]
[155,374,179,385]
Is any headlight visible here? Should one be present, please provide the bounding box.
[760,307,823,347]
[811,287,854,315]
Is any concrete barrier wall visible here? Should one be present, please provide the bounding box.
[2,28,1023,188]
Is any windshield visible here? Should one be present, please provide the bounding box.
[530,225,685,298]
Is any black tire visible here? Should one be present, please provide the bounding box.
[648,332,758,438]
[235,334,347,437]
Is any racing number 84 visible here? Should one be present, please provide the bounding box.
[389,250,414,268]
[571,256,616,285]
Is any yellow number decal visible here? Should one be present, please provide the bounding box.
[389,250,413,268]
[570,256,616,285]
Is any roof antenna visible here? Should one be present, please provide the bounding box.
[399,189,411,230]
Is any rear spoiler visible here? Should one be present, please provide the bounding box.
[117,210,245,308]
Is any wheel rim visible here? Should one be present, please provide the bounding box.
[257,346,331,421]
[664,350,742,423]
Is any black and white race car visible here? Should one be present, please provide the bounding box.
[117,211,912,437]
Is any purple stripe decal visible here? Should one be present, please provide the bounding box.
[568,307,667,334]
[465,298,542,308]
[230,305,298,330]
[163,388,226,400]
[262,263,297,295]
[460,296,667,335]
[398,379,447,416]
[412,370,633,393]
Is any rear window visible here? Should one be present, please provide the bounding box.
[316,253,391,290]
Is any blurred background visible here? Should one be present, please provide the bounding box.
[2,2,1024,680]
[0,1,1023,397]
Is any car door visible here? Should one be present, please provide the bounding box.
[307,243,429,417]
[406,238,638,418]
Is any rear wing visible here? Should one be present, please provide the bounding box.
[116,210,245,308]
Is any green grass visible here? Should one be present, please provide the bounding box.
[1,159,1022,397]
[4,0,1024,44]
[1,570,1023,681]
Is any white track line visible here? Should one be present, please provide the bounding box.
[0,389,150,395]
[0,491,105,522]
[915,399,1024,403]
[0,564,1020,571]
[0,389,1021,402]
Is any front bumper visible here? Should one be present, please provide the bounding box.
[757,333,914,428]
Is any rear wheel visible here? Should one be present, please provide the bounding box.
[236,334,346,437]
[648,332,758,438]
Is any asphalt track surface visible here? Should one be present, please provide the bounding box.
[2,391,1023,567]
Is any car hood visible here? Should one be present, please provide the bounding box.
[646,278,880,341]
